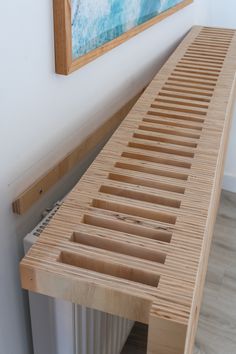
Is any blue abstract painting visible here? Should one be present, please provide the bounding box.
[72,0,185,60]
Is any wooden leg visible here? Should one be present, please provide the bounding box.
[147,315,187,354]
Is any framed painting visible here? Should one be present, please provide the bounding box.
[53,0,193,75]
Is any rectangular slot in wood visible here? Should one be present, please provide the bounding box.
[99,185,181,209]
[161,86,213,97]
[142,117,203,131]
[174,68,219,78]
[186,47,227,53]
[196,36,231,43]
[115,162,189,180]
[200,36,232,41]
[138,125,200,139]
[71,232,167,263]
[176,64,221,73]
[188,47,228,56]
[192,41,228,47]
[182,54,224,62]
[192,41,229,49]
[183,55,224,65]
[164,81,215,91]
[189,42,228,49]
[155,97,209,109]
[147,110,205,123]
[186,46,227,54]
[168,77,216,87]
[151,103,207,116]
[127,142,195,158]
[108,173,185,194]
[121,147,194,163]
[133,132,198,148]
[122,151,192,168]
[167,77,216,87]
[180,57,223,66]
[179,61,223,69]
[83,214,172,243]
[186,50,226,59]
[59,251,160,287]
[198,34,233,39]
[158,91,211,102]
[92,199,177,224]
[171,72,218,82]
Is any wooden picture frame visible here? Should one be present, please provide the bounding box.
[53,0,193,75]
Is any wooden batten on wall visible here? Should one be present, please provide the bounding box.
[12,89,145,215]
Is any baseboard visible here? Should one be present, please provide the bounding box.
[222,173,236,193]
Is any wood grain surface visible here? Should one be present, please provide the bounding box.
[20,26,236,354]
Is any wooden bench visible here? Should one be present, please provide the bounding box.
[20,26,236,354]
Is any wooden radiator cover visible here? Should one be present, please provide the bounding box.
[20,26,236,354]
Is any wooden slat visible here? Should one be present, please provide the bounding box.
[20,26,236,354]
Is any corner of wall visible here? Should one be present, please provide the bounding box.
[223,174,236,193]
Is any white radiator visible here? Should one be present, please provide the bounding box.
[24,202,134,354]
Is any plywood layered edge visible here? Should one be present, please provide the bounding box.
[20,26,236,354]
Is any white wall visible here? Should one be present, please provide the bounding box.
[207,0,236,29]
[0,1,219,354]
[203,0,236,192]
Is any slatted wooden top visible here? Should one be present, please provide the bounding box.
[20,26,236,354]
